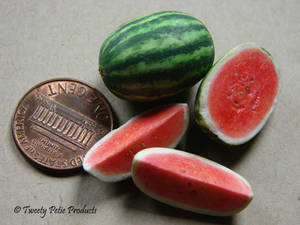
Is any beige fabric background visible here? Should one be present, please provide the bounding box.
[1,0,299,224]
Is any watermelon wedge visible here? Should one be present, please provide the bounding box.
[83,104,189,182]
[132,148,253,216]
[194,43,280,145]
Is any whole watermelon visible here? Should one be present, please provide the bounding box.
[99,11,215,101]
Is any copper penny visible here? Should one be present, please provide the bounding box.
[12,79,114,172]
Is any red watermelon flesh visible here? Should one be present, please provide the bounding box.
[132,148,253,216]
[208,47,279,139]
[83,104,189,182]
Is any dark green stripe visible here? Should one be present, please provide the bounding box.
[100,12,184,56]
[102,33,212,74]
[103,54,213,101]
[100,11,180,55]
[102,14,201,56]
[103,53,214,92]
[101,23,207,68]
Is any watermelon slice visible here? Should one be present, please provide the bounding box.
[194,43,280,145]
[132,148,253,216]
[83,104,189,182]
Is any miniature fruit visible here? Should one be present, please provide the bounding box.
[83,104,189,182]
[194,43,280,145]
[99,11,214,101]
[132,148,253,216]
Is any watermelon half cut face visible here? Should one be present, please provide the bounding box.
[195,43,280,145]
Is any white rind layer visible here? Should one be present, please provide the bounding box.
[83,104,189,182]
[132,147,253,216]
[196,42,280,145]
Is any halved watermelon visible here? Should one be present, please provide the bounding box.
[132,148,253,216]
[83,104,189,182]
[194,43,280,145]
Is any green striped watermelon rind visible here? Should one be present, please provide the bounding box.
[132,147,253,216]
[194,42,281,146]
[99,11,214,101]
